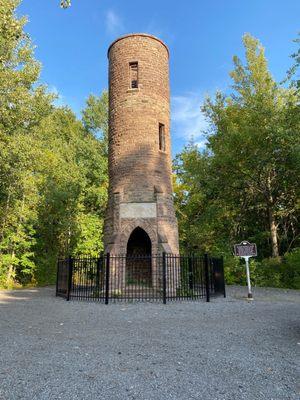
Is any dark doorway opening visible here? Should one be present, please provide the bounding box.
[126,227,152,285]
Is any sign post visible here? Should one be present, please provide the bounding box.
[234,241,257,299]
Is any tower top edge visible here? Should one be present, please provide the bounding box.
[107,33,169,58]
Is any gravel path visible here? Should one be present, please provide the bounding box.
[0,286,299,400]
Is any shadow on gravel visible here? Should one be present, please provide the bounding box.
[227,285,300,303]
[0,286,54,307]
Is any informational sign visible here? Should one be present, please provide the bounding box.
[234,241,257,257]
[233,241,257,300]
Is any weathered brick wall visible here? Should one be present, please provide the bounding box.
[104,34,179,255]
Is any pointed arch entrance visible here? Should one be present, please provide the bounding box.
[126,227,152,285]
[127,227,151,255]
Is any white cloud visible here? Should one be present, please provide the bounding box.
[171,93,208,149]
[46,85,81,117]
[143,21,175,46]
[47,85,66,107]
[105,10,124,37]
[144,20,163,40]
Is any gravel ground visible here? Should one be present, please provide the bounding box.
[0,285,299,400]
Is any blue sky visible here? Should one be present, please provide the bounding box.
[19,0,299,155]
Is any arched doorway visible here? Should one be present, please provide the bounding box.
[126,227,152,285]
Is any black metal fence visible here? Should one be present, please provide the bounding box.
[56,253,226,303]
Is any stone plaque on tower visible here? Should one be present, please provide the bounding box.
[104,33,179,257]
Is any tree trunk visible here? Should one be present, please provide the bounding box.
[6,250,15,287]
[1,190,11,240]
[266,172,279,258]
[6,194,26,286]
[268,207,279,257]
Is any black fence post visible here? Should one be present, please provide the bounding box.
[188,255,193,291]
[96,253,102,292]
[221,256,226,298]
[162,252,167,304]
[66,255,73,301]
[105,253,110,305]
[204,253,210,302]
[55,258,59,297]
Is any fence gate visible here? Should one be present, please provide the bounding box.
[56,258,69,298]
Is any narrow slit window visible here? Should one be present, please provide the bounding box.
[159,123,166,152]
[129,62,138,88]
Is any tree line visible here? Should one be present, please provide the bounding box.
[0,1,108,287]
[0,1,299,288]
[174,34,300,288]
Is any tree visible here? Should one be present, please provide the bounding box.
[31,107,108,282]
[0,1,53,137]
[174,143,237,255]
[175,34,300,259]
[0,1,108,287]
[287,33,300,89]
[0,0,54,286]
[203,35,300,257]
[82,91,108,148]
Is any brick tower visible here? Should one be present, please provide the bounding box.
[104,33,179,259]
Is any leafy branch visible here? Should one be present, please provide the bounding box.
[60,0,71,9]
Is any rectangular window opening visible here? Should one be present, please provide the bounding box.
[129,62,138,89]
[159,123,166,152]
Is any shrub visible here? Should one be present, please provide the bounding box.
[283,248,300,289]
[224,248,300,289]
[224,256,245,285]
[252,257,282,288]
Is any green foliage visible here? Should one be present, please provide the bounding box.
[224,250,300,290]
[0,1,108,288]
[82,91,108,142]
[223,256,245,285]
[282,248,300,289]
[60,0,71,9]
[174,34,300,289]
[175,34,300,264]
[287,32,300,89]
[0,103,108,287]
[73,214,104,257]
